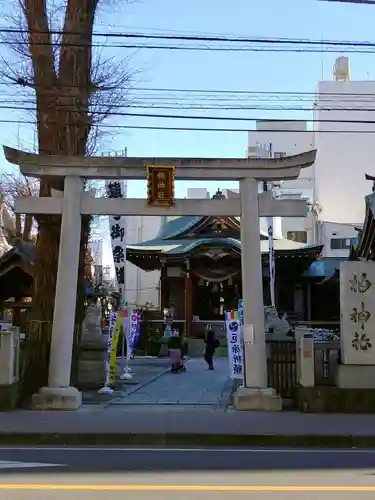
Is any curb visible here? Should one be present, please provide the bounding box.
[1,432,375,448]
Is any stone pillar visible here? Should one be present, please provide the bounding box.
[233,177,282,411]
[32,176,83,410]
[336,261,375,389]
[78,300,106,390]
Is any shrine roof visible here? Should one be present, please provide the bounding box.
[156,215,272,240]
[126,236,321,256]
[355,191,375,259]
[0,242,101,297]
[302,257,345,279]
[157,216,203,239]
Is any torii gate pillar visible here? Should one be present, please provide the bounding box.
[235,178,280,410]
[4,146,317,411]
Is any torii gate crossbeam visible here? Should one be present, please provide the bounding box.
[3,146,317,412]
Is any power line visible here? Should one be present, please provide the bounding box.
[1,40,373,53]
[1,28,375,52]
[4,104,375,123]
[3,101,375,112]
[0,27,375,48]
[3,82,375,103]
[1,117,375,133]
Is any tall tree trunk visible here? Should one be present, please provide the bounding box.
[19,0,98,403]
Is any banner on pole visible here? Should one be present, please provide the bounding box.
[106,181,126,298]
[128,310,141,357]
[103,311,117,388]
[267,217,276,306]
[238,299,244,328]
[109,309,128,386]
[225,311,244,380]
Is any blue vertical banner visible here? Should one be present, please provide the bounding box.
[238,299,244,329]
[129,310,141,356]
[225,310,244,380]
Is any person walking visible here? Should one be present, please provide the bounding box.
[204,328,219,370]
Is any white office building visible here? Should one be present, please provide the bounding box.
[88,240,103,266]
[313,57,375,225]
[247,57,371,257]
[124,215,161,308]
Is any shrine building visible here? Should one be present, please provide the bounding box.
[126,194,340,335]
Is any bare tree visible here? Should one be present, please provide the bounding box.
[0,169,38,244]
[1,0,134,400]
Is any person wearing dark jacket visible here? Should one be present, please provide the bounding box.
[204,329,219,370]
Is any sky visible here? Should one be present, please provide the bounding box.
[1,0,375,264]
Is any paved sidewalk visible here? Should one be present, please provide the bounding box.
[84,357,171,403]
[109,358,230,408]
[2,406,375,447]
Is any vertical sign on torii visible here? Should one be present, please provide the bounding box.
[3,146,317,411]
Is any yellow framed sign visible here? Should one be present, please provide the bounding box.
[146,165,175,206]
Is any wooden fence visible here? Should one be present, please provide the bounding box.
[267,340,296,399]
[267,340,340,398]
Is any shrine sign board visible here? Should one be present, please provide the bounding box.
[340,261,375,365]
[147,165,175,206]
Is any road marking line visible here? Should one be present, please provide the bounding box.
[1,485,375,492]
[0,461,63,469]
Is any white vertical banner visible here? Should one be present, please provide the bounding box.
[267,216,276,307]
[105,180,133,380]
[225,312,244,380]
[98,311,117,394]
[106,180,127,301]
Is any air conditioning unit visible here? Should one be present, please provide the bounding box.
[0,327,20,385]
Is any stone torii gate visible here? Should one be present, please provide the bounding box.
[4,146,317,411]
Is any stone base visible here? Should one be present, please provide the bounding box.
[233,386,282,411]
[0,383,19,411]
[336,364,375,389]
[78,353,106,390]
[31,386,82,411]
[78,337,106,390]
[294,385,375,413]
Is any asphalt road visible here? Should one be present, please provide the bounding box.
[0,446,375,499]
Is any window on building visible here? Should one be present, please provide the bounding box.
[287,231,307,243]
[330,238,351,250]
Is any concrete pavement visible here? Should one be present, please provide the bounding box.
[4,402,375,446]
[109,358,231,408]
[4,357,375,447]
[84,357,172,404]
[0,447,374,498]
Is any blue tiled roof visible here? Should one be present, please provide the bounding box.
[156,216,203,239]
[127,236,321,256]
[302,257,345,278]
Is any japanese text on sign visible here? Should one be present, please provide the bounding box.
[146,165,175,206]
[107,181,126,292]
[225,314,244,380]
